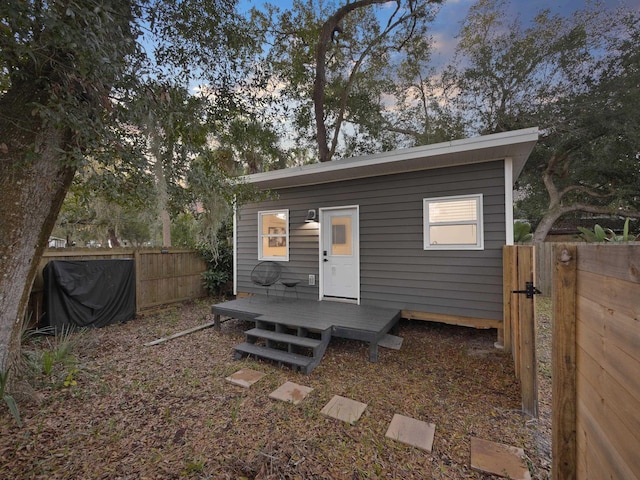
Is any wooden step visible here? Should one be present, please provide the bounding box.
[233,342,314,371]
[244,328,323,349]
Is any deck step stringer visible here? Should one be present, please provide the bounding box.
[234,319,331,374]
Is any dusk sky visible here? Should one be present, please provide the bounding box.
[241,0,640,63]
[429,0,640,62]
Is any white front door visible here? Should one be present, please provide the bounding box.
[321,207,359,302]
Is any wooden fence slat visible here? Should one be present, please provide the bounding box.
[577,242,640,283]
[516,245,537,417]
[576,404,636,480]
[578,270,640,324]
[552,244,577,480]
[578,295,640,374]
[577,375,640,479]
[502,246,515,353]
[535,242,554,296]
[577,344,640,440]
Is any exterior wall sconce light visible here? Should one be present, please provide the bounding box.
[305,209,317,223]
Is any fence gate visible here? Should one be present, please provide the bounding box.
[503,245,539,417]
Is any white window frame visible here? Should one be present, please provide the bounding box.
[258,209,290,261]
[423,194,484,250]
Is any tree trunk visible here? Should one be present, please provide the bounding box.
[0,85,76,381]
[532,208,565,243]
[108,228,121,248]
[152,139,172,248]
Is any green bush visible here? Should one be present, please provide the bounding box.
[514,221,533,243]
[0,368,21,426]
[197,221,233,296]
[578,218,639,242]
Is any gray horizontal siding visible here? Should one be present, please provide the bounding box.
[236,204,321,300]
[236,160,507,320]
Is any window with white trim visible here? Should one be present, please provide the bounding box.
[258,210,289,260]
[423,194,484,250]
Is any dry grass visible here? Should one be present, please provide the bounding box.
[1,297,551,479]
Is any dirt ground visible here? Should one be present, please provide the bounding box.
[1,297,552,479]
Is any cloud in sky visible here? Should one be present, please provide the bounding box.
[427,0,640,65]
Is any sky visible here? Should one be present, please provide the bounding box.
[241,0,640,61]
[427,0,640,64]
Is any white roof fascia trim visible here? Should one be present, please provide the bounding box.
[244,127,538,188]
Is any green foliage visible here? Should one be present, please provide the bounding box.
[514,221,533,243]
[201,269,231,295]
[23,327,82,386]
[0,368,21,426]
[171,213,199,248]
[1,1,142,168]
[254,0,444,159]
[63,369,79,388]
[578,218,639,243]
[197,221,234,296]
[449,0,640,236]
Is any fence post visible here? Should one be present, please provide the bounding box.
[502,246,514,353]
[552,244,577,480]
[517,245,538,417]
[134,250,142,314]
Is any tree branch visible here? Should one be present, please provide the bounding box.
[558,184,614,199]
[314,0,432,161]
[329,7,424,158]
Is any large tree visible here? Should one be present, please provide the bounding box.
[0,0,139,386]
[253,0,443,162]
[447,0,640,240]
[0,0,256,390]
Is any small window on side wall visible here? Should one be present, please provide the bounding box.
[423,194,484,250]
[258,210,289,261]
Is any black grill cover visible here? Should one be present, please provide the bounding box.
[42,259,136,329]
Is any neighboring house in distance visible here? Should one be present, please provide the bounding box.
[233,128,538,334]
[545,216,640,242]
[48,237,66,248]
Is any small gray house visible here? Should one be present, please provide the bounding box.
[232,128,538,336]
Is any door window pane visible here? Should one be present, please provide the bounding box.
[331,216,352,255]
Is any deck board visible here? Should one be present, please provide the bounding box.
[211,296,401,341]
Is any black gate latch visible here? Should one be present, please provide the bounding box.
[512,281,542,299]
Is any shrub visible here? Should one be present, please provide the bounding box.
[514,221,533,243]
[197,221,233,296]
[578,217,639,242]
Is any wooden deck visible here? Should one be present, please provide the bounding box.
[211,296,401,364]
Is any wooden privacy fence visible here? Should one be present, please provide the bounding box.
[535,241,555,296]
[503,245,538,418]
[535,242,590,296]
[29,248,208,323]
[552,243,640,480]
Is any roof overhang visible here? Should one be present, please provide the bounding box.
[243,127,539,190]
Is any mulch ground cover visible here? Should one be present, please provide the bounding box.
[1,297,552,479]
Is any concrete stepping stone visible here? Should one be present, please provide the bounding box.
[385,413,436,452]
[320,395,367,424]
[225,368,266,388]
[470,437,531,480]
[269,381,313,405]
[378,334,403,350]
